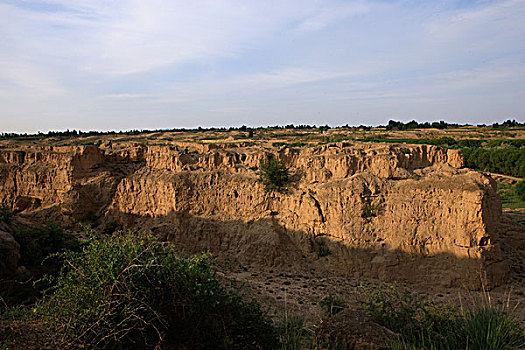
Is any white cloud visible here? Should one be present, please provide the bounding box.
[294,1,371,32]
[0,60,66,96]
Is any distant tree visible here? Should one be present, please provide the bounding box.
[516,180,525,202]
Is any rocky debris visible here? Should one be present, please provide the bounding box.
[0,142,511,288]
[314,309,397,350]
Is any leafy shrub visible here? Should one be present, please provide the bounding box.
[516,180,525,202]
[360,284,525,350]
[14,223,78,267]
[38,232,279,349]
[258,157,289,193]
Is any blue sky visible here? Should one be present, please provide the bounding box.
[1,0,524,133]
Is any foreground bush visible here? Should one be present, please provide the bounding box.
[38,232,279,349]
[360,284,525,350]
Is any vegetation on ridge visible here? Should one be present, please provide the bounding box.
[258,157,290,193]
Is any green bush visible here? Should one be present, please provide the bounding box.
[258,157,289,193]
[360,284,525,350]
[14,223,78,267]
[515,180,525,202]
[38,232,279,349]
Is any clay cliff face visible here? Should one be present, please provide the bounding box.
[0,142,509,288]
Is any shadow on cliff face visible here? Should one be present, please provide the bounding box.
[104,209,510,290]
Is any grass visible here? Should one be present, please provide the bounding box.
[279,315,312,350]
[497,181,525,211]
[359,283,525,350]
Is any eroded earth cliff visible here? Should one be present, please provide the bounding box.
[0,141,511,288]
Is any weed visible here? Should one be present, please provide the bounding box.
[315,237,331,257]
[320,294,346,318]
[279,315,312,350]
[362,203,378,219]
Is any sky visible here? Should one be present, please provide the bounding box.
[1,0,524,133]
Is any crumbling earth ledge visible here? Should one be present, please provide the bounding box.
[0,142,510,288]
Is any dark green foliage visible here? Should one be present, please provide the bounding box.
[272,142,308,148]
[462,147,525,177]
[498,181,525,210]
[38,233,279,349]
[385,120,458,131]
[102,221,121,234]
[320,294,346,317]
[258,157,289,193]
[360,284,525,350]
[0,206,13,224]
[0,270,37,306]
[14,223,78,267]
[1,224,78,307]
[514,180,525,202]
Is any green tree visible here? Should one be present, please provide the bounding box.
[258,157,289,192]
[516,180,525,202]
